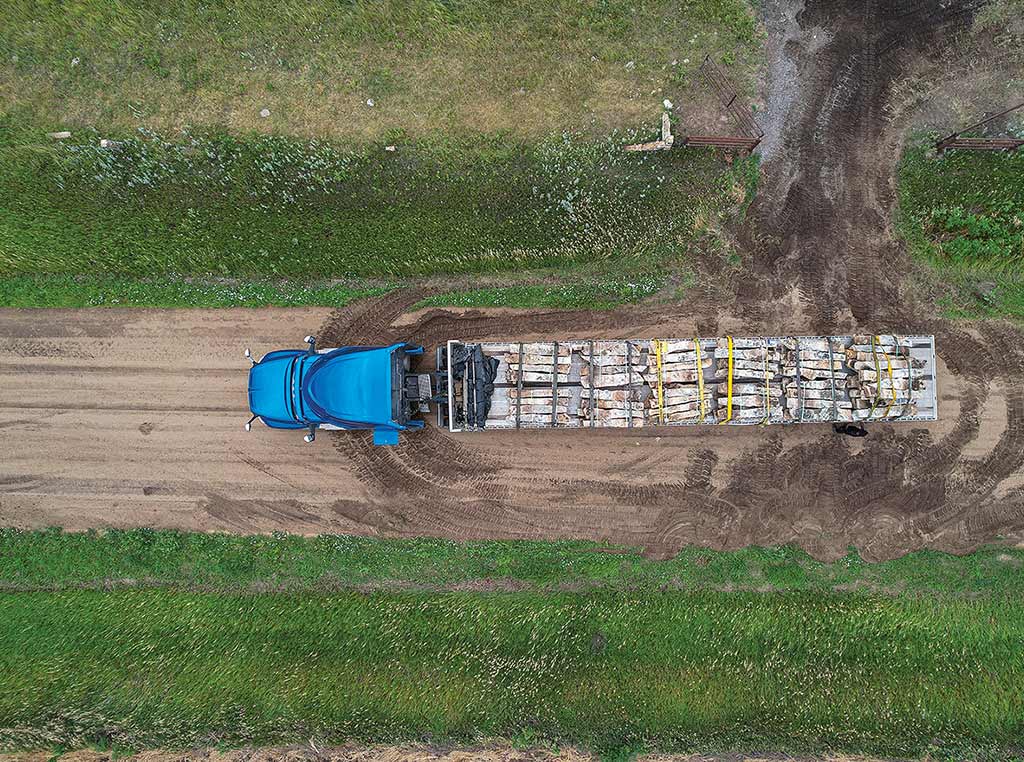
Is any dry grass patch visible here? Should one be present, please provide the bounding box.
[1,0,761,140]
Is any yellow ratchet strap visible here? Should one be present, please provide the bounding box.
[719,335,734,425]
[882,338,897,418]
[654,339,665,424]
[694,338,707,423]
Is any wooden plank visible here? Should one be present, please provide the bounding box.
[589,341,596,429]
[551,341,559,428]
[627,343,633,429]
[515,342,523,429]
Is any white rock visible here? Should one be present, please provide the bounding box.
[385,145,396,152]
[663,99,673,109]
[366,98,375,107]
[624,60,635,70]
[71,57,80,66]
[259,108,270,118]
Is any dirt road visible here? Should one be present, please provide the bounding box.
[3,0,1024,561]
[0,308,373,535]
[2,291,1022,561]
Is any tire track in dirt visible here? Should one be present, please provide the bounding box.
[308,0,1024,561]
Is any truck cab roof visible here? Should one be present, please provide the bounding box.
[247,344,410,431]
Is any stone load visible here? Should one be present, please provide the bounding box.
[446,335,936,430]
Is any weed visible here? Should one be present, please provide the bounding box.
[0,275,388,308]
[896,138,1024,318]
[414,277,664,310]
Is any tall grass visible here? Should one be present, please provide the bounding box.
[2,532,1023,756]
[0,589,1021,756]
[0,128,753,291]
[897,140,1024,318]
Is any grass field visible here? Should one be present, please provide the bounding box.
[0,275,388,308]
[1,0,760,142]
[0,127,756,305]
[1,538,1023,758]
[0,588,1021,757]
[0,0,763,308]
[3,529,1024,596]
[897,139,1024,319]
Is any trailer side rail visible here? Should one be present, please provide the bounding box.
[444,335,937,432]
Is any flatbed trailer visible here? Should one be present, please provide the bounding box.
[441,335,937,432]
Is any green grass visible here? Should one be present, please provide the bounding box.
[2,531,1024,756]
[0,275,388,308]
[3,529,1023,596]
[0,128,755,300]
[897,139,1024,318]
[0,588,1021,757]
[1,0,761,142]
[414,276,665,310]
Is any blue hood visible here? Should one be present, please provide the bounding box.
[247,349,310,429]
[302,346,397,428]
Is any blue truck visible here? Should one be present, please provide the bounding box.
[245,336,435,446]
[246,335,937,446]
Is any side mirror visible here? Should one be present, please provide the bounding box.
[303,433,314,443]
[244,348,255,366]
[244,422,252,432]
[304,335,316,353]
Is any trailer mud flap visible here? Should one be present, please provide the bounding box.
[373,429,400,446]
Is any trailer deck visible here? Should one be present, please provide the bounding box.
[442,335,937,432]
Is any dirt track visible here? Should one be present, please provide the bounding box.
[3,0,1024,561]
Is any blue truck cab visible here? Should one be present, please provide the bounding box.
[246,337,427,446]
